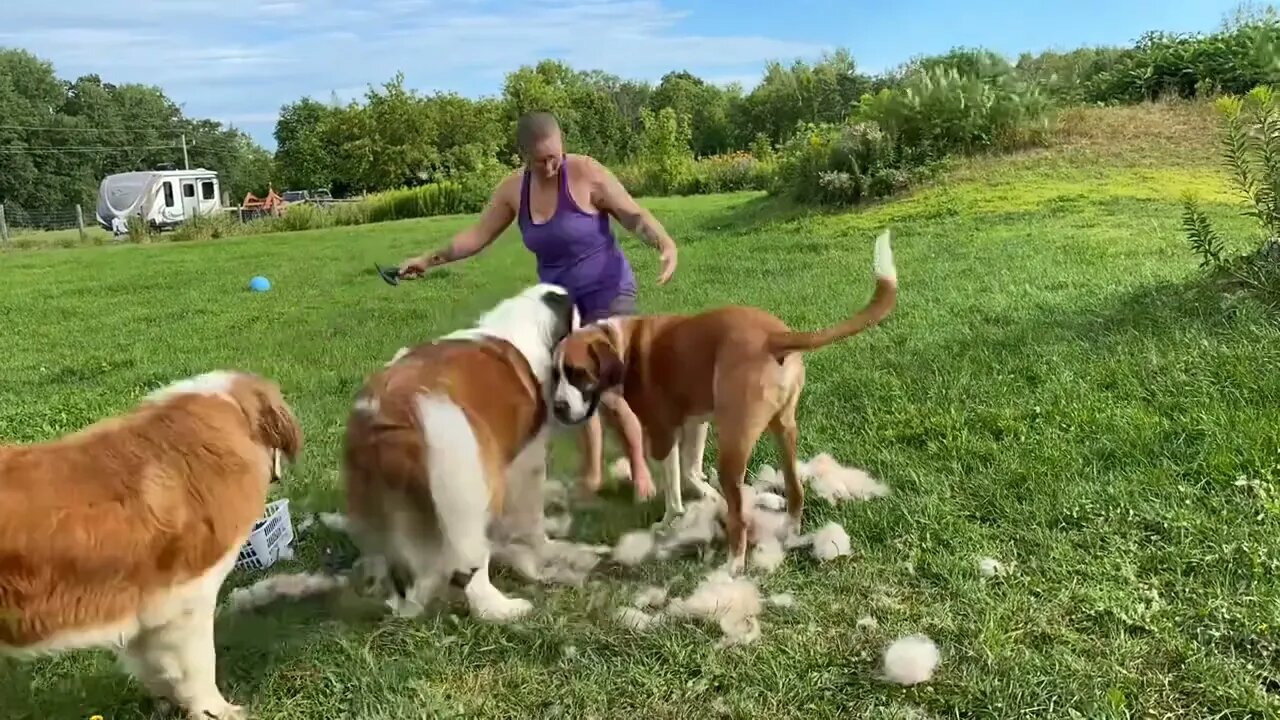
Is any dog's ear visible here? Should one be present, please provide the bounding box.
[540,288,577,338]
[233,376,304,462]
[589,338,624,389]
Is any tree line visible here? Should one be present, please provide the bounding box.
[0,50,272,225]
[2,6,1277,220]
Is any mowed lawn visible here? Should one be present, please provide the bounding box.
[4,103,1280,718]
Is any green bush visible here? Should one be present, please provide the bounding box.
[1086,21,1280,103]
[768,56,1052,207]
[683,152,774,194]
[857,62,1053,157]
[771,122,925,205]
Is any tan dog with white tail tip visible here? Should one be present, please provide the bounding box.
[550,229,898,574]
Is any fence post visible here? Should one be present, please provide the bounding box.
[0,204,8,244]
[75,204,87,243]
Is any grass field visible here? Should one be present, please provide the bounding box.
[4,102,1280,719]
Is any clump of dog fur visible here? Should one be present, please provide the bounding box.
[609,454,887,576]
[231,452,891,656]
[599,453,890,647]
[882,634,941,686]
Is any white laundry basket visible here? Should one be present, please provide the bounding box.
[235,498,295,571]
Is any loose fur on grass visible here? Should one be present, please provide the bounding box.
[808,522,853,562]
[665,570,764,647]
[633,586,669,609]
[882,634,941,686]
[801,453,891,503]
[612,530,656,566]
[223,572,348,614]
[615,606,666,632]
[605,456,877,575]
[751,539,787,573]
[767,593,796,609]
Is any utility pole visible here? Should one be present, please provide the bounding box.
[181,133,190,170]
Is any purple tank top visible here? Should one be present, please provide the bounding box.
[518,156,636,316]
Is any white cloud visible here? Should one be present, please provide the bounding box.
[1,0,828,146]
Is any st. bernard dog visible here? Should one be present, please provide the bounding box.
[549,230,898,574]
[0,370,304,720]
[342,283,581,622]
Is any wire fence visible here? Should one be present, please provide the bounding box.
[0,194,370,248]
[0,202,99,246]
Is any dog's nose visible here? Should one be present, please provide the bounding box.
[553,400,570,417]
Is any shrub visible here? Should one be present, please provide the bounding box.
[169,212,242,242]
[683,152,774,195]
[768,57,1053,207]
[1086,22,1280,103]
[1182,86,1280,295]
[771,122,926,205]
[125,215,150,244]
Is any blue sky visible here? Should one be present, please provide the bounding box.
[0,0,1254,149]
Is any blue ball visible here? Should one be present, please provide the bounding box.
[248,276,271,292]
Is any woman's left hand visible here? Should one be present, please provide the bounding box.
[658,243,677,285]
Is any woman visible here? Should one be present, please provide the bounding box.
[398,111,679,500]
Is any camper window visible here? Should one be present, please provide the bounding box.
[201,181,215,200]
[183,183,195,198]
[163,181,175,207]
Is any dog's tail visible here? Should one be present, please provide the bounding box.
[415,395,492,575]
[765,229,897,357]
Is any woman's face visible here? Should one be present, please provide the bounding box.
[526,132,564,179]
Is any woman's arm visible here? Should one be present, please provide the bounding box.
[588,158,678,285]
[399,173,519,277]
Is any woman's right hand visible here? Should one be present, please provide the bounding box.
[398,252,441,279]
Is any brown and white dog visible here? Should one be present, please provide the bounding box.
[342,283,581,623]
[550,230,898,573]
[0,370,303,720]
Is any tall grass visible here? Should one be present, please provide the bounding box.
[616,152,775,198]
[167,179,493,243]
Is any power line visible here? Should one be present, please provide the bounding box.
[0,144,183,154]
[0,124,189,133]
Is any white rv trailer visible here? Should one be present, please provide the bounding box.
[95,168,222,231]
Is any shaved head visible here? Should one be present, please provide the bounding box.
[516,112,565,179]
[517,112,560,155]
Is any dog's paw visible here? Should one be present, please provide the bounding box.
[472,595,533,623]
